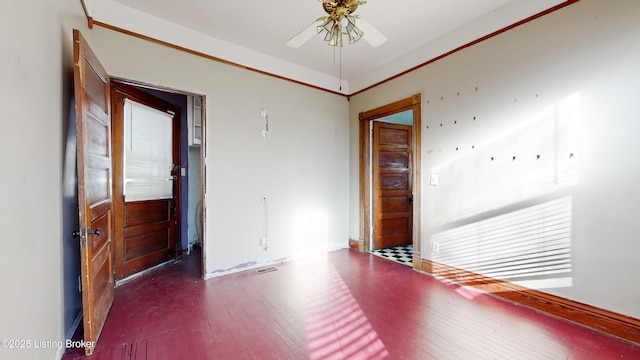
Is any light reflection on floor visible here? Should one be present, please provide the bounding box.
[299,264,389,359]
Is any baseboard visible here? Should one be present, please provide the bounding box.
[421,259,640,345]
[204,245,349,280]
[56,346,65,360]
[58,311,83,359]
[205,257,289,279]
[115,259,175,287]
[66,311,83,341]
[348,238,362,251]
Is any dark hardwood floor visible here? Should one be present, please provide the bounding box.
[63,248,640,359]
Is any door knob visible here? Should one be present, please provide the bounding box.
[72,229,100,237]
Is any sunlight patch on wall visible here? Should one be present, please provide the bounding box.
[291,209,330,254]
[432,93,579,226]
[432,197,572,290]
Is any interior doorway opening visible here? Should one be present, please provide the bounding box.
[111,79,206,283]
[370,113,414,251]
[71,30,206,355]
[358,94,422,269]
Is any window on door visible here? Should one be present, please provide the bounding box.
[123,98,174,202]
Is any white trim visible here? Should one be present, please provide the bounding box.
[115,260,175,287]
[205,258,289,280]
[56,311,84,359]
[66,311,83,341]
[205,244,348,280]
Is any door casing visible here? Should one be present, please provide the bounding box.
[358,93,422,269]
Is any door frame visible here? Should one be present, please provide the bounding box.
[358,93,422,269]
[110,78,207,280]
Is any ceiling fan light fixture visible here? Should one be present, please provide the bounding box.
[317,19,340,46]
[343,15,363,44]
[317,14,363,47]
[287,0,385,49]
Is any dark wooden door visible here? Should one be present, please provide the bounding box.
[73,29,114,356]
[373,122,413,249]
[112,83,180,280]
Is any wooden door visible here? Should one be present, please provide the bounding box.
[112,84,180,280]
[73,29,114,356]
[373,122,413,249]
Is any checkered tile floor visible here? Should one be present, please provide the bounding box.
[370,245,413,267]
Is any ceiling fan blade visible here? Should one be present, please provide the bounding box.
[357,17,387,47]
[286,19,324,48]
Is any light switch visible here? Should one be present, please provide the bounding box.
[181,168,186,177]
[430,174,439,186]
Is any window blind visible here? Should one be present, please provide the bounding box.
[123,99,174,202]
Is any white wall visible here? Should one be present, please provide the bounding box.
[4,1,637,359]
[0,1,87,359]
[1,1,348,358]
[82,27,350,277]
[349,0,640,319]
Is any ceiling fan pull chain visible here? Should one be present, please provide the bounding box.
[339,46,342,91]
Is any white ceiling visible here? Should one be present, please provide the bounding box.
[84,0,567,94]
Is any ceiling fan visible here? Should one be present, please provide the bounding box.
[287,0,387,48]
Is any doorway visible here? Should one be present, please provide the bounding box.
[358,94,422,269]
[111,80,205,282]
[73,29,206,355]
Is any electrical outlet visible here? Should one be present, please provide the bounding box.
[260,237,267,246]
[431,242,440,254]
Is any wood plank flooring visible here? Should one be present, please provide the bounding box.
[62,249,640,359]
